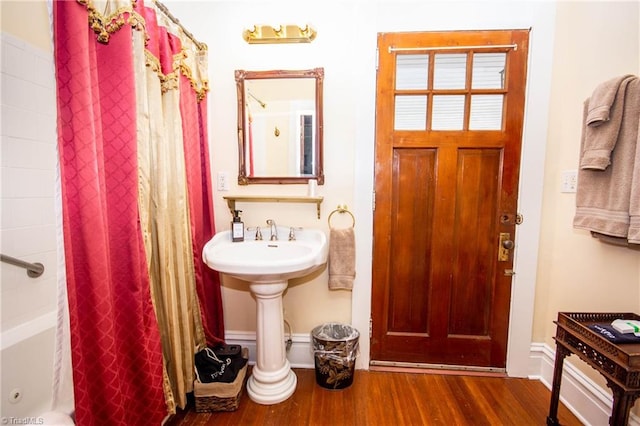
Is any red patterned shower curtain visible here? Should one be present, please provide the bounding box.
[53,1,223,424]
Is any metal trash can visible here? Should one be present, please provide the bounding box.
[311,323,360,389]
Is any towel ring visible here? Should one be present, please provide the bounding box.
[328,205,355,228]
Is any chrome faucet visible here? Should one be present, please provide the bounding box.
[266,219,278,241]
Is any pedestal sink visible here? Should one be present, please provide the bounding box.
[202,226,328,405]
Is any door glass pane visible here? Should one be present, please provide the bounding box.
[396,54,429,90]
[432,95,464,130]
[394,95,427,130]
[472,53,506,89]
[433,54,466,89]
[469,95,503,130]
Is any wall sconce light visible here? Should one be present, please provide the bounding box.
[243,24,317,44]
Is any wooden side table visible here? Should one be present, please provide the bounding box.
[548,312,640,426]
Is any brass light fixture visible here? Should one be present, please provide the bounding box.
[243,24,317,44]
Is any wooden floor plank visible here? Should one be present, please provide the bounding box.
[165,368,583,425]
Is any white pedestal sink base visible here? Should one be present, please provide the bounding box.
[247,281,296,405]
[202,228,328,405]
[247,367,297,405]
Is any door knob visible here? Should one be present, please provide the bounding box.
[498,232,513,261]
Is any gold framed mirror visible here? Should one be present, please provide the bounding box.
[235,68,324,185]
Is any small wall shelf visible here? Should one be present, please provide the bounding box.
[223,195,324,219]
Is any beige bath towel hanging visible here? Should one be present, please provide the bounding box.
[574,75,640,240]
[627,114,640,243]
[580,74,636,170]
[585,74,636,127]
[328,227,356,290]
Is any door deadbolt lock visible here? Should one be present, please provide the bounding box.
[498,232,513,261]
[500,213,524,225]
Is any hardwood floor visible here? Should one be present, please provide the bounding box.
[165,368,583,425]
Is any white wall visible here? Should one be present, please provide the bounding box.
[534,0,640,342]
[1,29,57,332]
[167,0,361,336]
[166,0,557,374]
[533,0,640,391]
[0,28,58,418]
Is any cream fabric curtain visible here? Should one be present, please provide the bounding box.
[133,11,206,412]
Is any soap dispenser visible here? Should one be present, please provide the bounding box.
[231,210,244,242]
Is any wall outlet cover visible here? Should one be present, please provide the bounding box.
[217,171,230,191]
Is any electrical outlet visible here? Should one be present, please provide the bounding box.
[217,171,230,191]
[561,170,578,193]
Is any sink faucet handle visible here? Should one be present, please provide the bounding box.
[247,226,263,240]
[288,227,304,241]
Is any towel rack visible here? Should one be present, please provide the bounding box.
[0,253,44,278]
[328,205,355,228]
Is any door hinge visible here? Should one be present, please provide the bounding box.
[369,318,373,338]
[376,47,379,71]
[372,191,376,211]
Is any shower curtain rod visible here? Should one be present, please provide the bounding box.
[388,43,518,53]
[154,0,207,50]
[0,253,44,278]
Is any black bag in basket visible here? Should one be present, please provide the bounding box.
[194,346,247,383]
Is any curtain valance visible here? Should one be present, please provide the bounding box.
[79,0,208,100]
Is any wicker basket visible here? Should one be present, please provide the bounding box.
[194,347,249,412]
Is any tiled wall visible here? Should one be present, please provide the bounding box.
[1,31,58,333]
[1,30,59,419]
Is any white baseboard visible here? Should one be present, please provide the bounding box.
[529,342,640,426]
[225,330,315,369]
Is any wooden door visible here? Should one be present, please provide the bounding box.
[371,30,529,370]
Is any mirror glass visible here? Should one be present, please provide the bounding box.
[235,68,324,185]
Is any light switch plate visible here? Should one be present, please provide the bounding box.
[561,170,577,193]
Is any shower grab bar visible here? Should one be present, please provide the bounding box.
[0,253,44,278]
